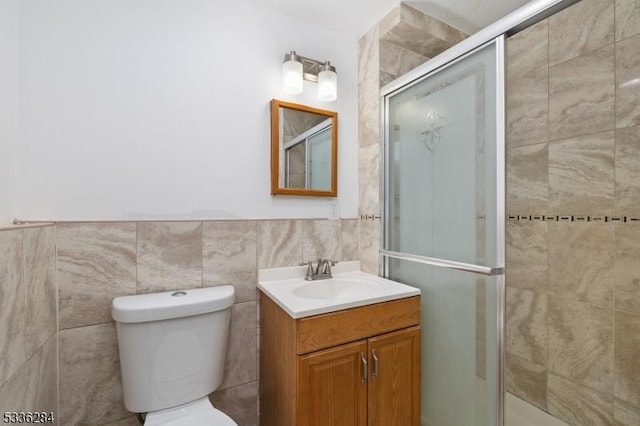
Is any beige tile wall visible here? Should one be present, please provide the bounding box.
[506,0,640,424]
[53,218,358,426]
[0,225,57,424]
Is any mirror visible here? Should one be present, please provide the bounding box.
[270,99,338,196]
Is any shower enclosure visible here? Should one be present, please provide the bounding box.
[380,36,505,426]
[378,1,580,425]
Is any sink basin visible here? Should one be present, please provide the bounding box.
[292,278,384,300]
[257,261,420,318]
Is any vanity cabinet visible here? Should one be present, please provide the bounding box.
[259,292,421,426]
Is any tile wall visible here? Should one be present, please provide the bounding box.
[54,218,358,425]
[1,219,357,426]
[0,225,57,424]
[505,0,640,424]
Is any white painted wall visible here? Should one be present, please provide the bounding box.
[0,0,19,224]
[16,0,358,220]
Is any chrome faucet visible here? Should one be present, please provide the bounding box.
[301,258,338,280]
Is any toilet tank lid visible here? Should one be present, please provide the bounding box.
[112,286,235,323]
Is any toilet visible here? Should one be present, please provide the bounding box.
[112,286,237,425]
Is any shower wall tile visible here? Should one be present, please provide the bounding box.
[614,311,640,406]
[203,221,257,303]
[220,301,257,391]
[616,0,640,41]
[210,380,258,426]
[548,131,615,216]
[59,323,129,425]
[507,19,548,78]
[359,219,379,275]
[358,26,380,148]
[379,71,396,88]
[137,222,202,294]
[549,45,615,140]
[506,287,548,365]
[399,2,467,47]
[548,222,614,308]
[380,4,466,59]
[506,143,549,213]
[476,338,485,380]
[507,1,640,419]
[548,298,614,395]
[23,227,56,354]
[548,0,614,66]
[301,219,342,262]
[256,220,302,269]
[506,69,549,148]
[475,218,486,265]
[476,280,486,344]
[358,143,380,216]
[340,219,359,261]
[379,40,428,81]
[615,125,640,215]
[0,229,25,386]
[615,225,640,314]
[506,221,548,293]
[57,223,136,329]
[615,34,640,129]
[506,20,548,149]
[547,373,614,426]
[614,399,640,426]
[506,354,547,410]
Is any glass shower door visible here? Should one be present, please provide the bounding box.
[381,37,505,426]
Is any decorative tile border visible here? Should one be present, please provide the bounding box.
[507,215,640,223]
[360,214,381,220]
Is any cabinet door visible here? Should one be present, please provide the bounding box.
[367,326,421,426]
[298,340,368,426]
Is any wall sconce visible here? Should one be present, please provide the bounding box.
[282,51,338,102]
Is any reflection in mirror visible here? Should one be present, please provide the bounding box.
[271,99,337,196]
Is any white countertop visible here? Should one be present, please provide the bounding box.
[258,261,420,319]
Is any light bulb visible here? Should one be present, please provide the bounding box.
[282,53,303,95]
[317,63,337,102]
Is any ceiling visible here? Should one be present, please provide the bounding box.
[258,0,533,38]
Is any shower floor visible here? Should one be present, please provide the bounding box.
[506,393,569,426]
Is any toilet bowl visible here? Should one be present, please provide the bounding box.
[144,397,235,426]
[112,286,237,425]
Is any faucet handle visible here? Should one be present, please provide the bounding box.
[300,260,315,280]
[319,259,339,274]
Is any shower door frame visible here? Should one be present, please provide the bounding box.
[377,1,581,425]
[379,35,506,426]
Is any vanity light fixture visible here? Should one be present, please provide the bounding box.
[282,51,338,102]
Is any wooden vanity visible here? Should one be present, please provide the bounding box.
[259,292,421,426]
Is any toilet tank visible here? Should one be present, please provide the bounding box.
[112,286,235,413]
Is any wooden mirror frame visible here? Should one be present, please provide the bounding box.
[270,99,338,197]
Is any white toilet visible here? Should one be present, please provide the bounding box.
[112,286,237,425]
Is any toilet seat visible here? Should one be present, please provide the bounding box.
[144,397,237,426]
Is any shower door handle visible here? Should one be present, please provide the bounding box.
[380,249,505,276]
